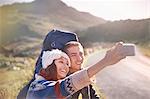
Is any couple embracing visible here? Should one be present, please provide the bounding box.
[18,29,126,99]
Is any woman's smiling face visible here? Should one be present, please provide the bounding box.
[54,57,70,79]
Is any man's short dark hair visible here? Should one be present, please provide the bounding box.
[63,41,83,53]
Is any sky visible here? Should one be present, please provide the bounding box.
[61,0,150,21]
[0,0,149,21]
[0,0,34,6]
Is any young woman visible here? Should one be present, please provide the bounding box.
[26,42,126,99]
[17,29,79,99]
[26,49,71,99]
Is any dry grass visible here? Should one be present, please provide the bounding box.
[0,69,34,99]
[139,47,150,57]
[138,43,150,57]
[0,56,34,99]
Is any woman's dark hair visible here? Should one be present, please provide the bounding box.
[39,61,58,81]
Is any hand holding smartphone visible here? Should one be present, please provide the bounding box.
[122,43,136,56]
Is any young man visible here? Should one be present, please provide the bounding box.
[63,41,100,99]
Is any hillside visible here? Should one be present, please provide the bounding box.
[78,18,150,45]
[0,0,105,46]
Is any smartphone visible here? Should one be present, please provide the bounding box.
[122,43,135,56]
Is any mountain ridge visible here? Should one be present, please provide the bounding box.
[0,0,105,45]
[78,18,150,45]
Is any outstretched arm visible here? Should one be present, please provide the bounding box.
[64,42,126,95]
[87,42,126,78]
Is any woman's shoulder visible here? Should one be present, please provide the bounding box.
[27,76,59,98]
[29,75,58,91]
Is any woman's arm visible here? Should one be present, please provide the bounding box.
[65,42,126,94]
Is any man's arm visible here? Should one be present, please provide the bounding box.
[87,42,126,78]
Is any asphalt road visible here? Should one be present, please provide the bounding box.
[84,48,150,99]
